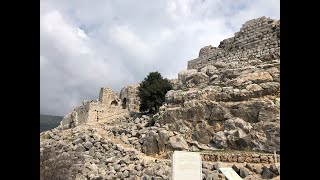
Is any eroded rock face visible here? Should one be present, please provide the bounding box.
[154,17,280,153]
[41,16,280,180]
[141,131,159,156]
[168,135,189,150]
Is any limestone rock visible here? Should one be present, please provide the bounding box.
[213,131,227,148]
[84,142,93,150]
[192,72,209,85]
[239,167,249,178]
[200,65,218,77]
[73,138,83,145]
[141,131,159,155]
[233,71,273,86]
[178,69,198,84]
[41,17,280,180]
[192,130,210,144]
[262,167,277,179]
[199,45,215,57]
[209,104,232,121]
[168,135,188,150]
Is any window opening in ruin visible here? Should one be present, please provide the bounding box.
[122,98,127,109]
[110,100,118,106]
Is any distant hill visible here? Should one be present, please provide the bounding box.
[40,114,63,132]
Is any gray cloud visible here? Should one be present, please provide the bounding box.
[40,0,280,116]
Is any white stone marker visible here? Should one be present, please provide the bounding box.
[219,167,243,180]
[171,151,202,180]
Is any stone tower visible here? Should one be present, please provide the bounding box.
[98,87,118,106]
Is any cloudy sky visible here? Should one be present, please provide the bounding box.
[40,0,280,116]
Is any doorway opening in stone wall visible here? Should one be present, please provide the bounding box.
[122,98,127,109]
[110,100,118,106]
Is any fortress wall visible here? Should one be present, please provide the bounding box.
[188,17,280,70]
[120,84,140,113]
[99,87,119,105]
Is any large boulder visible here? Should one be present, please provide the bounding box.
[168,135,188,150]
[141,131,159,155]
[59,112,73,129]
[209,104,232,122]
[157,130,173,152]
[199,45,216,57]
[212,131,227,148]
[192,72,209,85]
[178,69,209,87]
[229,101,265,123]
[224,118,253,133]
[200,65,218,77]
[178,69,198,84]
[258,103,280,122]
[262,167,277,179]
[233,71,273,86]
[192,130,211,144]
[252,121,280,152]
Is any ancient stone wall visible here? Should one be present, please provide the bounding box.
[155,16,280,153]
[73,103,89,125]
[201,152,280,164]
[188,17,280,70]
[120,84,140,113]
[99,87,119,105]
[60,83,143,129]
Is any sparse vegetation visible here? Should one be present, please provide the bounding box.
[138,71,172,114]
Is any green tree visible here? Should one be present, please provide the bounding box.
[138,71,173,113]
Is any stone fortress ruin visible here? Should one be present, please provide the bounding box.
[188,17,280,70]
[60,16,280,152]
[60,16,280,153]
[60,84,140,129]
[45,16,281,179]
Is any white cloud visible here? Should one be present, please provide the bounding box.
[40,0,280,116]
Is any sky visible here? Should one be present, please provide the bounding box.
[40,0,280,116]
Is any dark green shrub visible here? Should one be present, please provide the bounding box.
[138,71,172,113]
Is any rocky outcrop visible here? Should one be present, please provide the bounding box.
[58,17,280,153]
[153,17,280,153]
[40,118,280,179]
[41,16,280,180]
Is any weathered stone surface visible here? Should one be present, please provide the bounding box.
[168,135,188,150]
[84,142,93,150]
[262,167,277,179]
[157,130,171,152]
[73,138,83,145]
[212,131,227,148]
[200,65,218,77]
[210,104,231,121]
[192,130,210,144]
[232,164,240,173]
[192,72,209,85]
[269,164,280,175]
[199,45,215,57]
[233,71,273,86]
[178,69,198,84]
[245,163,254,171]
[41,16,280,180]
[253,164,263,174]
[141,131,159,155]
[239,167,249,178]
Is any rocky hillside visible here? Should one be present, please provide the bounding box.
[40,114,279,179]
[40,16,280,180]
